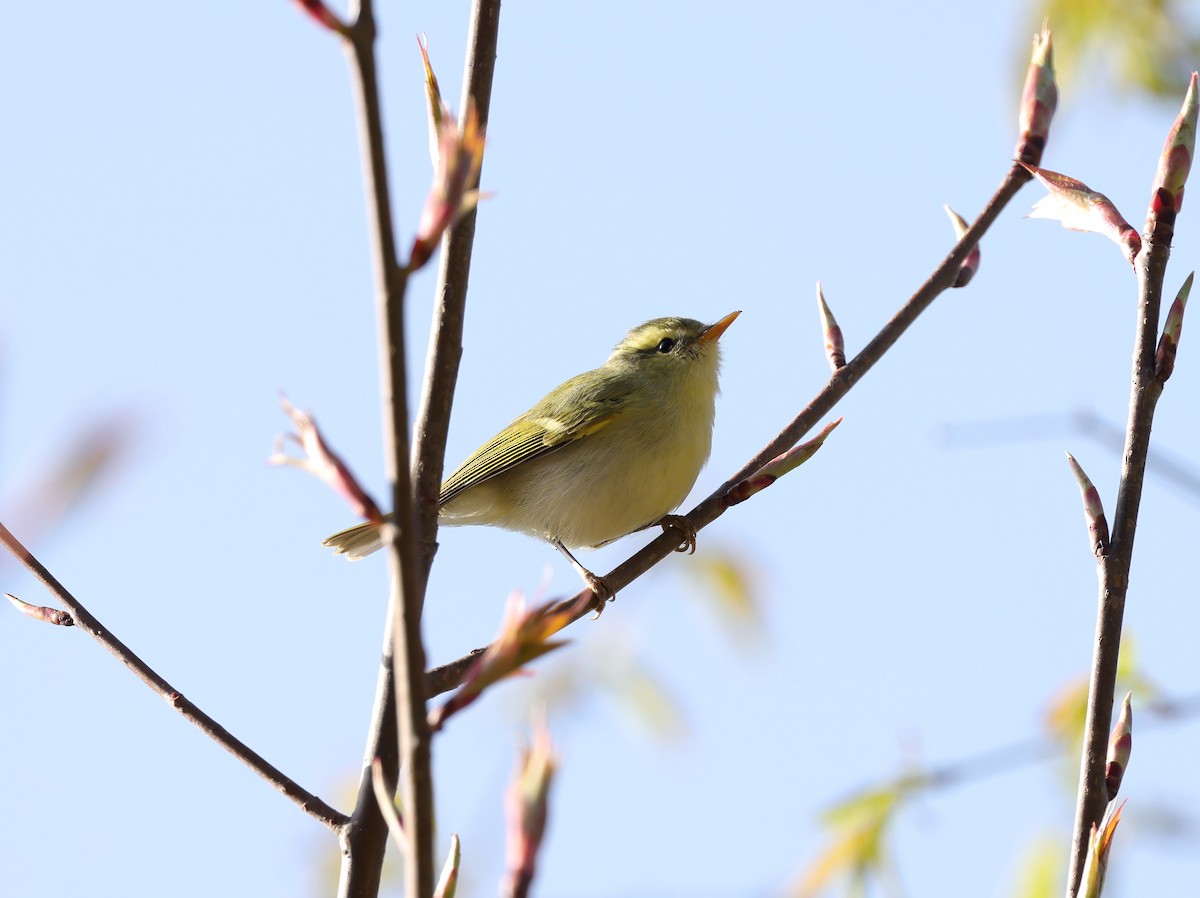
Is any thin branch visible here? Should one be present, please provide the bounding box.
[836,688,1200,807]
[336,3,504,896]
[0,521,347,831]
[1065,216,1175,894]
[411,0,504,586]
[426,162,1032,697]
[339,2,433,896]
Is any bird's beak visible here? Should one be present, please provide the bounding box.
[697,310,741,345]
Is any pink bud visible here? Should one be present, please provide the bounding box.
[816,283,846,370]
[1065,453,1109,557]
[1105,693,1133,800]
[6,593,74,627]
[1155,272,1192,382]
[1015,27,1057,166]
[725,419,842,506]
[292,0,348,35]
[944,204,981,287]
[1147,71,1199,227]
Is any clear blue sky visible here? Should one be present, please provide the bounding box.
[3,2,1198,896]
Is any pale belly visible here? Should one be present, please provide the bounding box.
[440,411,713,548]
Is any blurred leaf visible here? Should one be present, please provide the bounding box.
[510,629,689,745]
[820,784,906,829]
[1027,0,1199,99]
[786,782,919,898]
[1043,634,1161,764]
[681,542,766,650]
[1009,835,1064,898]
[4,413,138,553]
[598,655,689,745]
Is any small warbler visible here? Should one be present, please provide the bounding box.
[324,311,739,600]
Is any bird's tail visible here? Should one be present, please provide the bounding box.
[322,521,385,560]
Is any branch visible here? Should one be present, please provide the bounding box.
[411,0,503,587]
[1063,214,1172,895]
[1064,71,1197,894]
[338,3,432,897]
[0,521,347,831]
[338,2,503,895]
[425,161,1032,697]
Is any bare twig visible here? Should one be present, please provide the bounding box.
[334,3,503,896]
[0,521,347,831]
[1064,218,1174,895]
[1065,70,1197,892]
[426,162,1032,697]
[337,1,433,896]
[412,0,504,587]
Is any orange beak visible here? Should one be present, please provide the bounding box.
[696,310,741,346]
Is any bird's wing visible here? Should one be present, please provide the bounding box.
[439,367,634,507]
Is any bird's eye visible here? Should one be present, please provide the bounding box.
[655,338,676,353]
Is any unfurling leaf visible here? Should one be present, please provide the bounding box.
[1022,164,1141,266]
[503,716,557,898]
[1079,801,1124,898]
[408,42,487,272]
[269,395,382,524]
[428,593,573,732]
[418,35,450,168]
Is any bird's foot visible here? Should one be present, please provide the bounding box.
[657,514,697,554]
[554,539,615,618]
[582,570,615,619]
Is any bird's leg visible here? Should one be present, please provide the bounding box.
[655,514,697,554]
[553,540,614,615]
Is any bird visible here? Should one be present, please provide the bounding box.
[323,311,739,603]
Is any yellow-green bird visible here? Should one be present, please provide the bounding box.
[324,311,739,599]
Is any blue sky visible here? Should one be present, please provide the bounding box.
[3,2,1198,896]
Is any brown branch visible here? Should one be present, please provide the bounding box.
[1065,216,1175,894]
[336,3,504,895]
[411,0,504,587]
[334,3,504,896]
[0,521,347,831]
[337,2,432,896]
[425,161,1033,697]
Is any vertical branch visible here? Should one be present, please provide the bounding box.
[1065,70,1196,894]
[339,2,432,896]
[1064,231,1171,894]
[411,0,504,585]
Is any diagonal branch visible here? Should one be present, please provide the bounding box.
[0,521,347,831]
[425,161,1032,697]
